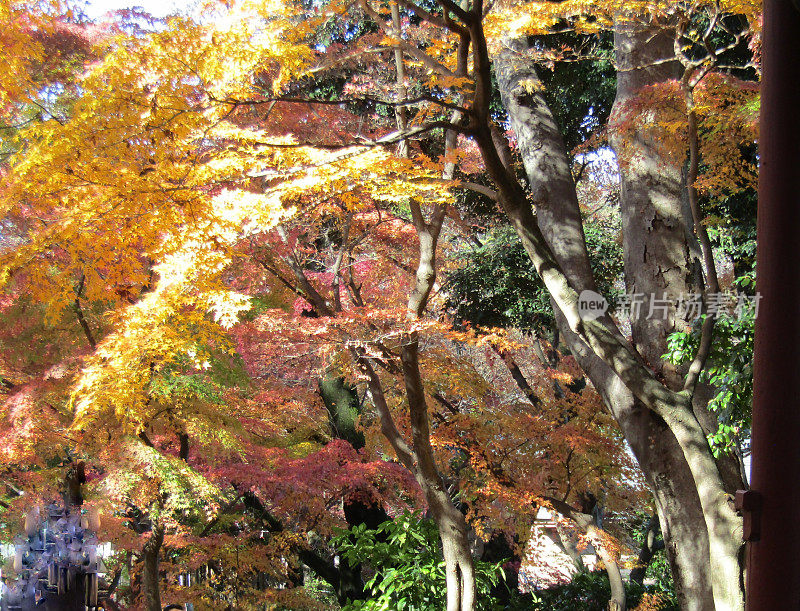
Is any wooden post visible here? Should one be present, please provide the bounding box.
[85,572,98,609]
[747,0,800,607]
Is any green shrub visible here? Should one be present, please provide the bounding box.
[332,512,503,611]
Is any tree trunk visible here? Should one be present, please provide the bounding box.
[441,525,476,611]
[545,496,625,611]
[387,34,477,602]
[319,376,366,450]
[356,197,477,610]
[603,557,626,611]
[490,28,744,610]
[609,18,744,610]
[555,522,584,572]
[338,498,390,603]
[64,461,86,508]
[630,514,664,585]
[320,376,391,604]
[400,334,477,611]
[141,522,164,611]
[430,490,477,611]
[362,354,477,611]
[564,337,716,609]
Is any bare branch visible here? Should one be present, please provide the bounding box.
[330,213,354,313]
[395,0,468,36]
[359,0,457,77]
[435,0,473,24]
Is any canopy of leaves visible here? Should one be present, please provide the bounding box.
[0,0,761,607]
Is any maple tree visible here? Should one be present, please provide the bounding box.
[0,0,764,610]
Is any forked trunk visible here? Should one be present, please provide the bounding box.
[610,18,744,610]
[490,24,743,610]
[430,491,477,611]
[402,335,478,611]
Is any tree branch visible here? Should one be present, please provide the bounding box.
[331,213,354,313]
[678,32,722,396]
[359,0,458,77]
[73,274,97,349]
[395,0,468,35]
[214,92,469,114]
[435,0,473,25]
[355,354,417,470]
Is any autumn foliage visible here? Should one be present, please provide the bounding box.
[0,0,761,608]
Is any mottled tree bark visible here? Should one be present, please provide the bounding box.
[488,20,744,610]
[609,18,744,610]
[491,36,715,611]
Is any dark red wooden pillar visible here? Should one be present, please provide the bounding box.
[747,0,800,607]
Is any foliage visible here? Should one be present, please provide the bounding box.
[663,211,756,456]
[333,511,503,611]
[0,0,763,608]
[444,218,622,332]
[664,293,755,455]
[628,514,675,599]
[642,551,675,601]
[530,571,677,611]
[612,73,758,199]
[537,31,617,152]
[707,187,757,285]
[444,225,553,332]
